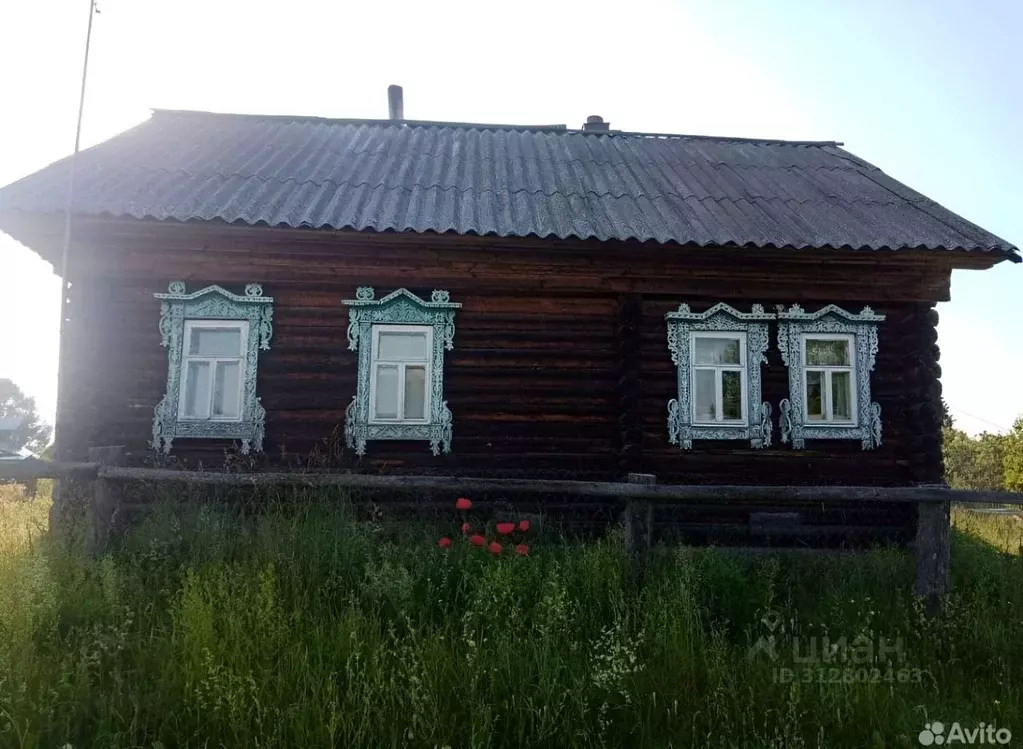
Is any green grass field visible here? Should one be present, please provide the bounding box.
[1,484,1021,748]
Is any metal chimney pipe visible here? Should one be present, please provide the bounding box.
[388,85,404,121]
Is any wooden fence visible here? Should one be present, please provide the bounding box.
[3,447,1022,613]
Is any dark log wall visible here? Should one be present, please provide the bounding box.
[48,220,957,542]
[61,276,621,478]
[640,297,944,487]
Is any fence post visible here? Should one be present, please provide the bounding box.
[914,490,950,616]
[88,446,125,554]
[624,473,656,586]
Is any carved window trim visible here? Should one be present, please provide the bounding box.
[152,282,273,454]
[665,303,774,450]
[342,288,461,456]
[777,304,884,450]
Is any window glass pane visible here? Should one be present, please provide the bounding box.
[721,371,743,420]
[374,365,399,419]
[806,370,824,420]
[832,371,853,421]
[694,369,717,422]
[189,326,242,357]
[212,361,241,418]
[377,331,428,360]
[806,338,850,366]
[694,337,741,366]
[184,361,211,418]
[404,366,427,420]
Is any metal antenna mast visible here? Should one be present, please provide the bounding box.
[55,0,98,457]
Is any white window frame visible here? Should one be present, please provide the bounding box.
[368,324,434,425]
[801,333,857,426]
[690,331,748,426]
[177,319,249,423]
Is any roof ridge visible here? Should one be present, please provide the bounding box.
[152,109,570,133]
[150,108,841,147]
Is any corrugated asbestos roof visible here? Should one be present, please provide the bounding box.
[0,109,1016,258]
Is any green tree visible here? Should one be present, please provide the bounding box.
[1003,416,1023,492]
[0,378,51,455]
[942,427,1007,491]
[939,398,955,430]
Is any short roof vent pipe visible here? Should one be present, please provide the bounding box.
[388,85,404,121]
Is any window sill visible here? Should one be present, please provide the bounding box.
[178,416,246,424]
[368,419,432,426]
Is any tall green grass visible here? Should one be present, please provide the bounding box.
[1,486,1021,748]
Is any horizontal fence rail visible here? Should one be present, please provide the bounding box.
[4,458,1023,506]
[3,451,1021,616]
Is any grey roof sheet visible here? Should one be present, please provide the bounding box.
[0,417,24,432]
[0,109,1016,257]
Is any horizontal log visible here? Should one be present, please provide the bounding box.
[85,465,1023,506]
[0,458,98,481]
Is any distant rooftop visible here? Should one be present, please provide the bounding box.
[0,106,1016,260]
[0,417,24,432]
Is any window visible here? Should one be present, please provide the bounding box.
[691,333,747,424]
[370,326,432,423]
[802,334,855,424]
[152,282,273,454]
[343,287,461,456]
[179,321,248,421]
[665,303,774,450]
[777,304,884,451]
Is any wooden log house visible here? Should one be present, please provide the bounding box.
[1,90,1017,542]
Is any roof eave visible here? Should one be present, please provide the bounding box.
[0,211,1017,275]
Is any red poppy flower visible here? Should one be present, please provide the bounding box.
[488,541,503,555]
[438,537,453,549]
[518,520,530,532]
[496,522,515,535]
[461,522,471,534]
[469,534,486,547]
[456,497,472,511]
[515,543,529,556]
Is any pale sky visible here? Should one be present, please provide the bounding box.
[0,0,1019,435]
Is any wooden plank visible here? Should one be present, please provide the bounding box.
[88,446,125,554]
[914,494,951,615]
[88,465,1023,506]
[623,473,656,587]
[42,217,960,301]
[0,458,98,481]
